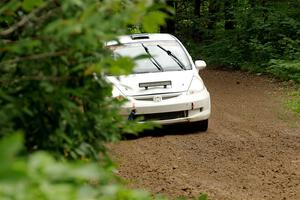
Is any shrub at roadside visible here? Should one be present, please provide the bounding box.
[0,133,169,200]
[0,0,171,199]
[287,89,300,114]
[268,59,300,84]
[0,133,209,199]
[0,0,165,159]
[0,1,211,199]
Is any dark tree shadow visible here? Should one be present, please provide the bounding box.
[124,122,205,140]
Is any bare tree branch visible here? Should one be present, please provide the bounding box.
[0,50,67,64]
[0,2,48,36]
[38,7,61,22]
[0,76,77,84]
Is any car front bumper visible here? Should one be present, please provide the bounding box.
[120,89,211,125]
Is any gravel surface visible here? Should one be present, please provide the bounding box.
[108,69,300,200]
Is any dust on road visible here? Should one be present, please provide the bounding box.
[108,69,300,200]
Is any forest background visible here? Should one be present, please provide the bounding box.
[164,0,300,83]
[0,0,299,199]
[163,0,300,114]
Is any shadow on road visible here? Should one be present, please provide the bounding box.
[124,122,205,140]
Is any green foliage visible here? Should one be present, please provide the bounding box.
[268,59,300,83]
[195,31,245,69]
[0,0,166,159]
[0,133,208,200]
[198,194,209,200]
[287,89,300,114]
[143,11,167,33]
[0,1,209,199]
[176,194,209,200]
[173,0,300,80]
[0,133,168,200]
[22,0,44,11]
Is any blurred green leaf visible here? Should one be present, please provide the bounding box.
[198,194,208,200]
[22,0,43,12]
[0,135,173,200]
[143,11,166,32]
[0,133,23,161]
[109,56,135,75]
[0,0,20,16]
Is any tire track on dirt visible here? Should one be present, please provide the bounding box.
[108,69,300,200]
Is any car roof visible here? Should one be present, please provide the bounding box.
[106,33,177,46]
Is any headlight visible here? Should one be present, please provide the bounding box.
[187,77,205,95]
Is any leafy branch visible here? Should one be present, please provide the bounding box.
[0,50,66,64]
[0,1,49,36]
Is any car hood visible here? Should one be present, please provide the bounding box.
[107,70,195,96]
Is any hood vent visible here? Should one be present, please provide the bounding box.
[139,81,172,90]
[130,34,149,40]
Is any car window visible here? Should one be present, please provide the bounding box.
[110,40,192,74]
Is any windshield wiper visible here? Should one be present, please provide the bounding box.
[141,43,164,72]
[157,45,186,70]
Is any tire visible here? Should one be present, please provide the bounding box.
[197,119,208,132]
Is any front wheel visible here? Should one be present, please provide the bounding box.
[196,119,208,132]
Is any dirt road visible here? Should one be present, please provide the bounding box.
[108,69,300,200]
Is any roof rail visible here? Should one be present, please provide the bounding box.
[130,34,149,40]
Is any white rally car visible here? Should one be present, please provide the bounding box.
[106,33,211,131]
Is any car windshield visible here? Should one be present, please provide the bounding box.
[110,40,192,74]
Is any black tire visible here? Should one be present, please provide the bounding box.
[197,119,208,132]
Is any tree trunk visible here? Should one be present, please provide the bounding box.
[160,0,176,34]
[224,0,235,30]
[250,0,257,8]
[207,0,220,29]
[194,0,201,17]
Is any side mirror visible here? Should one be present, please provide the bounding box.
[195,60,207,71]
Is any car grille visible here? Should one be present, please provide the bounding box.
[136,110,187,121]
[133,92,181,101]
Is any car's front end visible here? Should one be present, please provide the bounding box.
[108,70,210,125]
[107,33,211,129]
